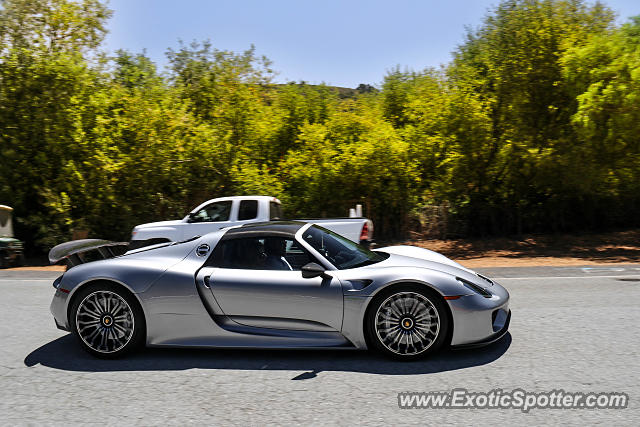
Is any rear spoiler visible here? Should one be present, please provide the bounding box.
[49,239,129,268]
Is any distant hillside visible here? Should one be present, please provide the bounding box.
[277,82,378,99]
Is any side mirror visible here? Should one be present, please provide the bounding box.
[301,262,327,279]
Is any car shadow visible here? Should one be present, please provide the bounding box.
[24,333,511,380]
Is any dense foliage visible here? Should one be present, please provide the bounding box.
[1,0,639,252]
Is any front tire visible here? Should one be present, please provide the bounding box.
[69,283,145,358]
[365,285,449,360]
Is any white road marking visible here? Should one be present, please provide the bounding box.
[494,275,640,280]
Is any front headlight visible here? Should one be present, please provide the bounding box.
[457,277,492,298]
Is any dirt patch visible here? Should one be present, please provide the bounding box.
[6,265,66,272]
[403,229,640,268]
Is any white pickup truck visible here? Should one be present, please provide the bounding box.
[129,196,373,250]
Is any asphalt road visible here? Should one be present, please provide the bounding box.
[1,266,639,425]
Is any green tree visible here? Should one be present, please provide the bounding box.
[0,0,114,248]
[445,0,616,233]
[282,101,419,239]
[167,41,274,144]
[559,16,640,226]
[0,0,111,54]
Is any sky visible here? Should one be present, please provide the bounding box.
[104,0,640,88]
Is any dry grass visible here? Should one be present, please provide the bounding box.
[7,265,66,272]
[403,229,640,268]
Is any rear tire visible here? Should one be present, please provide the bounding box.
[365,284,449,360]
[69,282,145,359]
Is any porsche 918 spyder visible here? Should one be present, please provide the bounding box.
[49,221,510,360]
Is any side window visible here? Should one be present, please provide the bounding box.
[237,200,258,221]
[208,238,264,269]
[269,202,283,220]
[191,201,232,223]
[283,239,315,270]
[208,237,316,271]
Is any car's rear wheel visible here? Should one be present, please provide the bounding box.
[366,285,449,360]
[69,283,145,358]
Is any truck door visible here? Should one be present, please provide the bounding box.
[185,200,234,240]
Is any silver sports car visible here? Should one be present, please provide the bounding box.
[49,221,510,360]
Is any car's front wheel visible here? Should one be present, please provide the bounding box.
[69,283,145,358]
[366,285,449,360]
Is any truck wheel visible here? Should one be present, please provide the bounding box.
[0,252,8,269]
[15,254,26,267]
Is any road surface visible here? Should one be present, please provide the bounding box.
[1,266,638,425]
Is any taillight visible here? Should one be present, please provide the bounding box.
[359,222,369,241]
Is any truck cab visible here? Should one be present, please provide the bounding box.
[130,196,284,250]
[130,196,373,250]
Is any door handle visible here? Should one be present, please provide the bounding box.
[203,275,211,288]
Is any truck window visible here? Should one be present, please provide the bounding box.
[237,200,258,221]
[190,201,232,223]
[269,202,283,220]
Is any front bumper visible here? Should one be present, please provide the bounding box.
[447,281,510,346]
[451,309,510,349]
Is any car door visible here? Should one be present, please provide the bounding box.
[184,200,234,240]
[198,235,343,332]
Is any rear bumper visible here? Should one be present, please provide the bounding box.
[54,316,69,332]
[50,287,70,331]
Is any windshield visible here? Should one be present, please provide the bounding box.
[301,225,388,269]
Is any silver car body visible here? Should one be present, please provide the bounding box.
[50,222,510,350]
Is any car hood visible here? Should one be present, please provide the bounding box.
[374,245,484,283]
[133,219,183,229]
[377,245,472,271]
